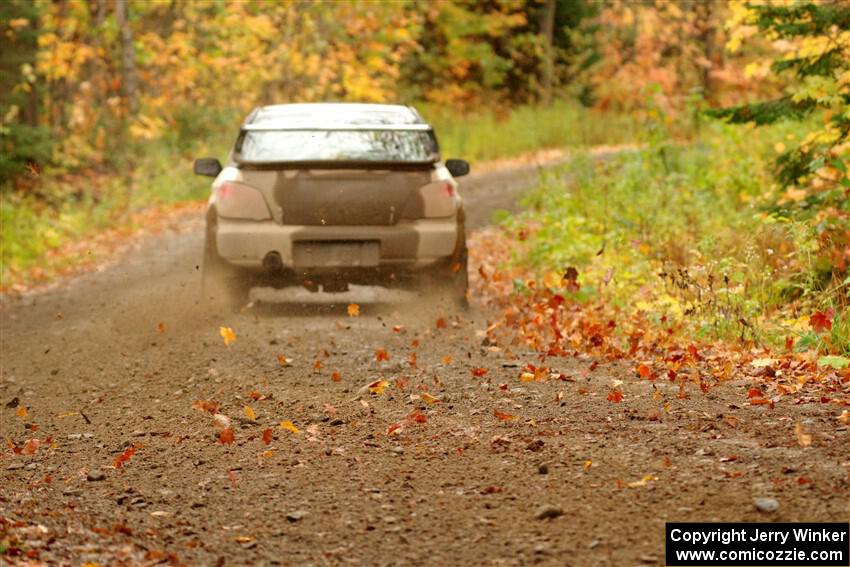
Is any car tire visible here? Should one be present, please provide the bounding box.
[201,225,253,312]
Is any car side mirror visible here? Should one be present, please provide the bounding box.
[194,158,222,177]
[445,158,470,178]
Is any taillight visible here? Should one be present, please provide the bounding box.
[215,181,271,220]
[418,180,458,218]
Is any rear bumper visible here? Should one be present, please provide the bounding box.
[215,218,461,271]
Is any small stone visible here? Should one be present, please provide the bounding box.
[6,462,25,471]
[640,555,659,564]
[390,446,404,454]
[537,463,549,475]
[588,540,601,549]
[753,497,779,513]
[131,430,145,437]
[383,516,398,524]
[86,470,106,482]
[330,418,344,426]
[534,505,563,520]
[286,510,308,522]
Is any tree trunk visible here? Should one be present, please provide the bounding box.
[697,0,715,102]
[115,0,139,115]
[540,0,556,107]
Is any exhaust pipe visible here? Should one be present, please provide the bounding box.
[262,251,283,272]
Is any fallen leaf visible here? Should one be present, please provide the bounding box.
[277,354,292,366]
[375,348,389,362]
[261,450,275,458]
[607,389,623,403]
[331,371,342,382]
[193,399,220,414]
[280,420,300,434]
[219,326,236,346]
[157,322,166,333]
[313,359,322,371]
[347,303,360,317]
[219,428,234,445]
[244,406,256,421]
[520,372,535,382]
[368,379,390,395]
[637,364,651,379]
[212,413,232,431]
[493,410,517,421]
[471,367,488,377]
[442,355,453,365]
[16,406,27,419]
[113,446,136,468]
[809,309,834,333]
[837,410,849,424]
[584,460,592,470]
[421,393,440,405]
[627,475,658,488]
[22,438,39,455]
[436,318,447,329]
[261,428,273,445]
[794,422,812,447]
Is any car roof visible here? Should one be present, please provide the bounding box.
[246,103,426,129]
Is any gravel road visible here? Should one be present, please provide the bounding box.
[1,156,846,566]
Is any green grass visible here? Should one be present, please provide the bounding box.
[503,116,847,354]
[422,100,639,163]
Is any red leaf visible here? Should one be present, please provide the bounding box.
[607,390,624,403]
[192,399,220,414]
[747,388,764,399]
[375,348,390,362]
[218,428,234,445]
[261,428,273,445]
[113,446,136,468]
[471,367,488,377]
[784,336,795,352]
[493,410,517,421]
[435,318,447,329]
[809,309,834,333]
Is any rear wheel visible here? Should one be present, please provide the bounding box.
[201,226,253,312]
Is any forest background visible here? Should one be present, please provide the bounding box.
[1,0,848,356]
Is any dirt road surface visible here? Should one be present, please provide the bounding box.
[1,157,847,566]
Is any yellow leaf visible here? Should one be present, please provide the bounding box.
[280,420,300,434]
[520,372,535,382]
[347,303,360,317]
[836,410,849,424]
[16,406,27,419]
[219,326,236,346]
[774,142,786,154]
[368,379,390,395]
[627,475,658,488]
[261,450,275,458]
[244,406,256,421]
[584,460,592,471]
[442,355,453,365]
[421,393,440,405]
[794,422,812,447]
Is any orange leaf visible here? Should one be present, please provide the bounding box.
[192,399,220,414]
[493,410,517,421]
[331,371,342,382]
[607,390,623,403]
[421,392,440,405]
[157,322,166,333]
[22,438,39,455]
[471,367,488,377]
[375,348,389,362]
[387,422,403,435]
[408,352,417,367]
[244,406,256,421]
[277,354,292,366]
[407,409,427,423]
[219,326,236,346]
[16,406,27,419]
[261,428,273,445]
[520,372,535,382]
[794,422,812,447]
[218,428,234,444]
[347,303,360,317]
[368,379,390,395]
[442,355,453,365]
[436,318,447,329]
[113,446,136,468]
[583,460,592,471]
[637,364,651,379]
[313,359,322,371]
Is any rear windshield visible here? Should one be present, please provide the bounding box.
[236,129,439,163]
